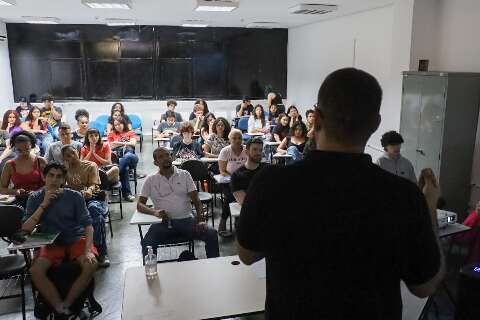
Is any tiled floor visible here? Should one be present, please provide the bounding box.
[0,137,262,320]
[0,137,468,320]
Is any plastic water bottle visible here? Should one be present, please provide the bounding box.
[144,246,158,280]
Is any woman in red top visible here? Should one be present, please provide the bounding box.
[0,131,47,208]
[107,117,138,201]
[81,128,119,184]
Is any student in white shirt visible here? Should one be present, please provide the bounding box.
[136,147,219,257]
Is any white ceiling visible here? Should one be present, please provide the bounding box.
[0,0,394,28]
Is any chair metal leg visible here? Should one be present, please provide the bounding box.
[119,188,123,219]
[108,209,113,238]
[20,272,26,320]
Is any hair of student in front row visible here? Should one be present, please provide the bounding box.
[43,162,67,177]
[316,68,382,145]
[246,137,264,149]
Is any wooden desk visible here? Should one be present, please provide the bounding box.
[122,255,266,320]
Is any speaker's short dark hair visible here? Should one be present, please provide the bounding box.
[167,100,177,107]
[246,137,264,149]
[43,162,67,177]
[381,131,404,148]
[317,68,382,144]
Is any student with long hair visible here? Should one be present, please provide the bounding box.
[287,105,302,127]
[107,117,138,201]
[203,117,230,158]
[172,122,203,161]
[21,105,54,156]
[106,102,132,135]
[81,128,119,184]
[189,99,209,121]
[73,109,90,143]
[248,104,268,134]
[272,113,290,143]
[201,113,216,143]
[277,121,308,161]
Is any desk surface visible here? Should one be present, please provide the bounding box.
[0,194,16,205]
[200,157,219,163]
[129,210,163,225]
[229,202,241,218]
[122,255,266,320]
[213,174,231,184]
[273,153,292,158]
[153,137,171,141]
[439,223,470,238]
[264,141,280,146]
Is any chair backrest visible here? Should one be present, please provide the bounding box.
[0,205,23,238]
[89,121,107,137]
[128,114,142,130]
[237,116,249,132]
[95,115,110,125]
[181,160,209,182]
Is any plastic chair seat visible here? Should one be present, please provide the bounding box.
[0,255,26,279]
[198,192,213,202]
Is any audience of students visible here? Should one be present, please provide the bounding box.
[73,109,89,143]
[201,113,216,143]
[46,123,82,164]
[107,103,132,135]
[203,117,230,158]
[172,122,203,161]
[107,117,138,202]
[155,110,180,138]
[22,105,54,155]
[230,137,266,206]
[136,147,219,257]
[161,100,183,123]
[277,121,308,161]
[236,96,254,117]
[24,163,97,317]
[81,128,120,185]
[248,104,268,134]
[376,130,417,183]
[0,131,47,208]
[271,113,290,143]
[62,145,109,267]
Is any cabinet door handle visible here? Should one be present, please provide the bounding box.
[416,149,425,156]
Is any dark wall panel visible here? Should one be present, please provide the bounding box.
[7,24,287,101]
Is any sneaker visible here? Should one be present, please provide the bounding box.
[124,194,136,202]
[97,255,110,268]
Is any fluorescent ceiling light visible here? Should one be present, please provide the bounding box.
[23,16,60,24]
[246,22,281,29]
[105,18,135,26]
[82,0,132,9]
[195,0,238,12]
[0,0,16,6]
[182,23,208,28]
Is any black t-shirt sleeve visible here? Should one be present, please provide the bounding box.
[401,186,441,286]
[237,167,274,252]
[230,169,246,193]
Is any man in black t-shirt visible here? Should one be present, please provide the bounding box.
[237,68,444,320]
[230,137,266,205]
[235,96,254,117]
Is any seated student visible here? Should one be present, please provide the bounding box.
[376,131,417,183]
[81,128,120,185]
[155,111,180,139]
[236,96,254,117]
[0,131,47,208]
[248,105,269,134]
[231,137,266,206]
[268,104,280,125]
[454,199,480,264]
[203,117,230,158]
[16,97,32,121]
[189,99,209,121]
[40,94,63,139]
[62,145,109,268]
[218,129,248,233]
[106,103,132,135]
[287,105,302,127]
[0,110,22,166]
[73,109,89,143]
[136,147,220,257]
[200,113,216,143]
[46,123,83,164]
[277,121,308,161]
[172,122,203,161]
[23,163,97,317]
[161,100,183,122]
[271,113,290,143]
[305,109,315,132]
[21,105,54,156]
[107,117,138,202]
[267,91,285,115]
[189,104,205,135]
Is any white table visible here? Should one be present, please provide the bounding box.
[122,255,266,320]
[200,157,219,163]
[0,194,16,205]
[154,137,171,147]
[213,174,231,184]
[401,281,428,320]
[245,132,264,137]
[130,210,163,245]
[229,202,241,218]
[439,223,471,238]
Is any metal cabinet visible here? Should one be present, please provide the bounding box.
[400,72,480,216]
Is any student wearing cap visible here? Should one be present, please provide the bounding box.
[376,131,417,183]
[236,96,254,117]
